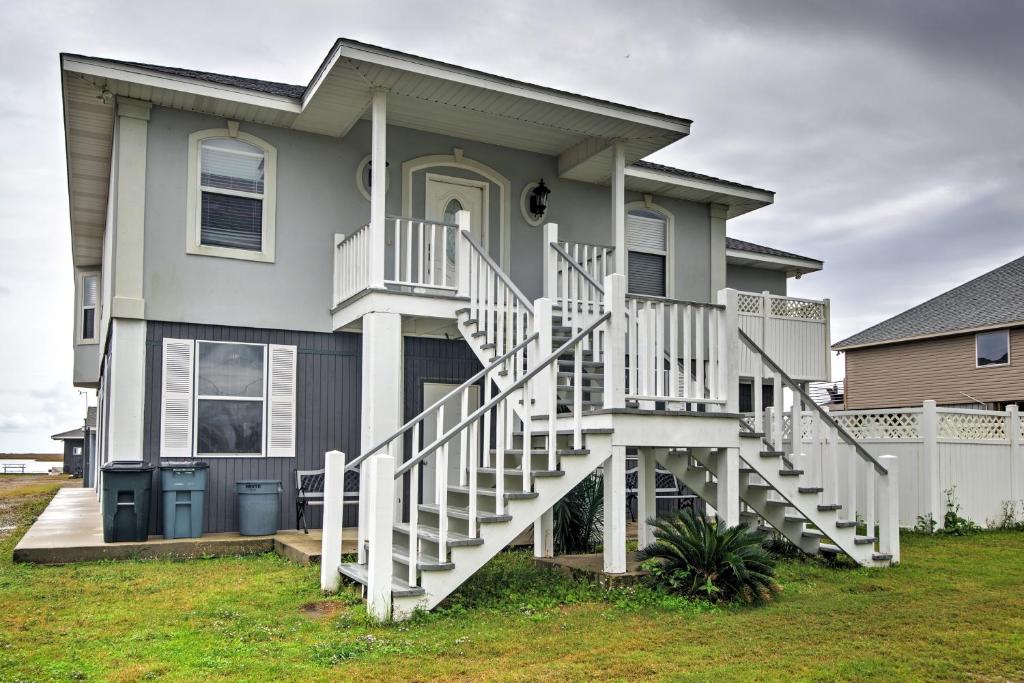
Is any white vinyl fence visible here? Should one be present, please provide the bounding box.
[774,401,1023,528]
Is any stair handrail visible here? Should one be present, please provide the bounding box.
[550,241,605,292]
[345,330,540,473]
[737,328,888,475]
[462,231,534,315]
[395,310,612,477]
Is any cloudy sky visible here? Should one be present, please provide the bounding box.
[1,0,1022,452]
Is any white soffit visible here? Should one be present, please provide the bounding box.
[624,165,775,219]
[726,250,823,277]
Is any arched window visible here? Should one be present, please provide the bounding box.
[626,208,668,297]
[187,129,277,262]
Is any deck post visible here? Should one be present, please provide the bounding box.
[717,288,740,413]
[456,210,472,297]
[542,222,559,299]
[636,448,657,547]
[603,444,627,573]
[921,400,941,530]
[366,453,395,621]
[715,447,741,527]
[320,450,346,592]
[369,88,387,288]
[603,273,626,409]
[877,454,900,563]
[533,507,554,558]
[611,141,626,276]
[361,311,404,515]
[533,298,554,414]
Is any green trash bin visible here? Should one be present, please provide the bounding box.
[159,461,209,539]
[101,461,156,542]
[235,480,282,536]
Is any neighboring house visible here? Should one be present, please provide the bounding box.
[834,256,1024,410]
[49,407,96,478]
[60,38,896,619]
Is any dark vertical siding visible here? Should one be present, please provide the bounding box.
[143,321,362,534]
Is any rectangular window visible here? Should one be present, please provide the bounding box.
[79,272,98,343]
[199,138,265,252]
[195,341,266,456]
[627,209,668,297]
[976,330,1010,367]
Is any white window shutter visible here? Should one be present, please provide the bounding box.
[267,344,297,457]
[626,211,667,252]
[160,338,195,458]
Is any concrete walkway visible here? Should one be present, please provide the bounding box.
[13,487,355,565]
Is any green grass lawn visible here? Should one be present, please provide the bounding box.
[2,480,1023,682]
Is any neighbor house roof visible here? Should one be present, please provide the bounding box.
[834,255,1024,350]
[50,407,96,441]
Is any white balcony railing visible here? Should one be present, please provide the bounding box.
[736,291,830,382]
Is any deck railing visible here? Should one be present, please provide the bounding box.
[334,225,370,306]
[386,216,460,292]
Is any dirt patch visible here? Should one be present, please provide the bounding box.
[299,600,349,620]
[0,475,76,542]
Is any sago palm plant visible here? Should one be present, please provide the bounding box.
[637,510,781,603]
[552,473,603,554]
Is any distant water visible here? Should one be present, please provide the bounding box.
[0,459,62,475]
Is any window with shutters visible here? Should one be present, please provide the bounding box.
[77,270,99,344]
[626,207,670,297]
[186,129,277,263]
[159,338,296,458]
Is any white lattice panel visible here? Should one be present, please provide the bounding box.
[833,412,921,440]
[937,412,1007,440]
[737,294,763,315]
[770,298,826,321]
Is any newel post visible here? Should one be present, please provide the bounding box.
[533,297,554,414]
[320,450,347,592]
[366,453,395,621]
[921,400,942,530]
[456,210,472,297]
[603,273,626,409]
[877,454,901,563]
[542,222,559,299]
[717,288,740,413]
[333,233,346,307]
[1008,405,1021,504]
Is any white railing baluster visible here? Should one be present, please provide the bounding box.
[695,310,705,401]
[408,461,419,586]
[574,343,583,449]
[496,400,506,516]
[468,419,478,539]
[522,379,533,492]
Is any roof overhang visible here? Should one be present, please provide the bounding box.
[726,249,823,278]
[833,319,1024,352]
[624,164,774,219]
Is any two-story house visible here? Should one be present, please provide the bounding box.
[62,39,897,620]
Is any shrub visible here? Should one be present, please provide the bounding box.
[552,473,603,554]
[987,500,1024,530]
[637,511,781,604]
[940,486,981,536]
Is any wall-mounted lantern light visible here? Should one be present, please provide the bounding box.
[366,160,390,189]
[528,179,550,219]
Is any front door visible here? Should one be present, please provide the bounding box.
[421,382,481,505]
[425,174,487,283]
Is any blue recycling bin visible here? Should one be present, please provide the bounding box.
[159,461,209,539]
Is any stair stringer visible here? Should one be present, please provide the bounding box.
[392,432,613,619]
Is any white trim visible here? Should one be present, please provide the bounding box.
[355,153,391,202]
[625,165,774,204]
[726,249,823,273]
[975,329,1011,369]
[193,340,268,458]
[624,200,674,299]
[425,172,488,251]
[76,269,100,345]
[519,182,547,227]
[401,153,511,268]
[185,128,277,263]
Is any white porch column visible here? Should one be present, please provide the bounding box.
[361,312,403,508]
[369,88,388,288]
[603,444,627,573]
[611,141,626,276]
[533,508,554,558]
[709,203,728,296]
[714,447,741,527]
[636,448,657,547]
[111,98,150,322]
[105,318,146,461]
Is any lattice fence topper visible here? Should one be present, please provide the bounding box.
[769,297,826,321]
[736,294,763,315]
[777,414,815,441]
[937,412,1007,440]
[833,412,921,440]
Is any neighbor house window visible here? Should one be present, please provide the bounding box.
[626,207,670,297]
[159,338,296,459]
[78,271,98,343]
[976,330,1010,367]
[186,129,277,262]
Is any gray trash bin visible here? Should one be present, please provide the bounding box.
[159,461,209,539]
[236,480,282,536]
[100,461,155,542]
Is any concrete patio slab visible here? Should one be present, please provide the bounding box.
[534,551,649,588]
[13,487,355,565]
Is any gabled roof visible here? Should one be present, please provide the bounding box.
[834,255,1024,350]
[75,58,308,99]
[725,237,822,277]
[633,161,773,196]
[50,407,95,441]
[726,237,815,262]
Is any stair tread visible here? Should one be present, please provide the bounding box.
[817,504,843,511]
[491,447,589,456]
[391,548,454,571]
[513,428,613,437]
[778,469,804,476]
[447,485,538,500]
[798,486,824,494]
[393,522,485,546]
[835,520,858,528]
[477,467,565,478]
[418,503,513,523]
[338,562,426,597]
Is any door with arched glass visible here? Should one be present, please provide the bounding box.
[425,174,487,285]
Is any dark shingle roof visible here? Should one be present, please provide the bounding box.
[631,160,774,196]
[65,54,307,99]
[726,237,821,264]
[834,255,1024,350]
